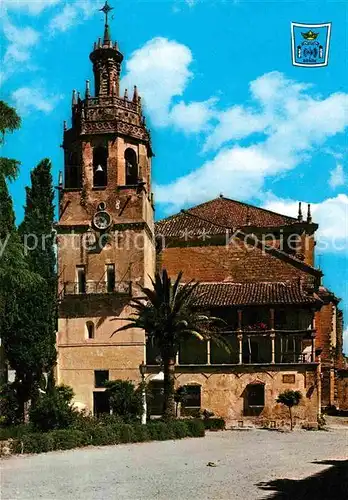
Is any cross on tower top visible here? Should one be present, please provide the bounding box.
[99,1,114,43]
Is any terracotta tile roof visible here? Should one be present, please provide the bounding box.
[156,196,298,238]
[192,281,320,307]
[317,286,341,304]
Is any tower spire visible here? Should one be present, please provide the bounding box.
[100,1,113,44]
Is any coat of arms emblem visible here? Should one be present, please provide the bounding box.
[291,22,331,67]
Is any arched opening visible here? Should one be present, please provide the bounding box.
[124,148,138,185]
[181,384,201,417]
[86,321,95,339]
[243,382,265,416]
[93,146,108,187]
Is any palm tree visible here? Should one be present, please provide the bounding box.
[113,269,229,419]
[0,100,21,180]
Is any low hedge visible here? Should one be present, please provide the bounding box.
[203,418,225,431]
[8,420,205,455]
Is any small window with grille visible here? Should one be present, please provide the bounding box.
[181,385,201,417]
[94,370,109,388]
[106,264,115,293]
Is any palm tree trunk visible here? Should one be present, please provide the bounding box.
[163,354,176,420]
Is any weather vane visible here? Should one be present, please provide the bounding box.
[100,1,113,25]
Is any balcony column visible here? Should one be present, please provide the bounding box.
[238,333,243,364]
[270,308,275,330]
[270,332,275,364]
[207,339,211,365]
[311,309,316,331]
[311,332,316,362]
[237,309,243,331]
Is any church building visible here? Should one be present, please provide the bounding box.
[56,3,345,425]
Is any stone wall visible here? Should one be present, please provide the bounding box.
[57,302,145,412]
[171,365,319,428]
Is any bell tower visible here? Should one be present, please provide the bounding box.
[56,2,155,414]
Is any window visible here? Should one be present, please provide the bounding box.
[283,374,296,384]
[93,146,108,187]
[106,264,115,293]
[76,266,86,294]
[94,370,109,388]
[86,321,95,339]
[181,385,201,417]
[148,381,164,416]
[125,148,138,185]
[247,383,265,407]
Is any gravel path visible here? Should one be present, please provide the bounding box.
[1,428,347,500]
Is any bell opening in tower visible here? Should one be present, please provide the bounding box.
[93,146,108,188]
[125,148,138,185]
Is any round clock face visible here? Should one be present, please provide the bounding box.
[93,211,112,230]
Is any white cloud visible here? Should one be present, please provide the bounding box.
[156,71,348,212]
[344,328,348,356]
[170,98,217,133]
[48,0,95,33]
[122,37,193,126]
[329,164,346,189]
[49,4,78,33]
[0,18,40,84]
[263,194,348,253]
[1,0,61,14]
[122,37,217,132]
[3,20,39,64]
[11,86,63,114]
[204,105,269,151]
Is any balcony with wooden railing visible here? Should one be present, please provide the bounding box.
[61,280,132,298]
[146,326,317,368]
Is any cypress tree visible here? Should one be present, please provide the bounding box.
[19,158,57,381]
[0,102,56,421]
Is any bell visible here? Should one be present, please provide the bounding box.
[95,164,103,173]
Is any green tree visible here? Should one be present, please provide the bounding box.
[104,380,143,422]
[29,385,78,432]
[19,158,57,374]
[113,269,229,419]
[0,101,53,421]
[276,390,302,430]
[0,100,21,181]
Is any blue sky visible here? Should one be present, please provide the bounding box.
[1,0,347,351]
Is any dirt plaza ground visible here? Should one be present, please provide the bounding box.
[1,426,347,500]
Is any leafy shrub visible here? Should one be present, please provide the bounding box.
[29,385,78,432]
[90,425,119,446]
[118,423,138,443]
[7,416,206,455]
[203,418,225,431]
[0,383,21,426]
[104,380,143,423]
[147,421,175,441]
[132,424,150,442]
[21,433,54,454]
[181,418,205,437]
[0,424,33,441]
[50,429,88,450]
[170,420,189,439]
